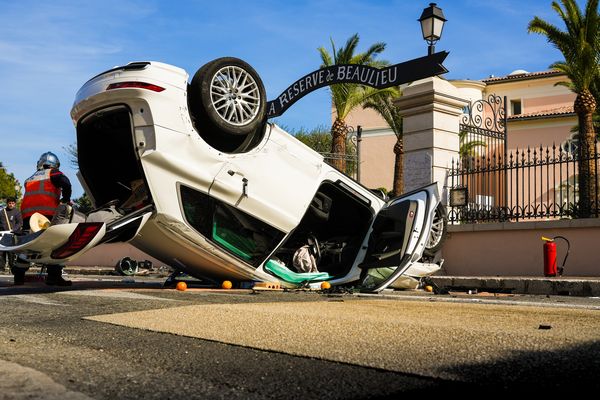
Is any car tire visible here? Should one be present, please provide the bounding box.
[188,57,267,151]
[423,203,448,257]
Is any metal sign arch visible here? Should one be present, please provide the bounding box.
[266,52,449,118]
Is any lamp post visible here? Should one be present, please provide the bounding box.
[419,3,446,55]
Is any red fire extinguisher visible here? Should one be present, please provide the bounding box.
[541,236,570,277]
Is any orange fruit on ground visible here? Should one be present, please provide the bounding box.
[222,280,233,289]
[176,281,187,291]
[424,285,433,292]
[320,281,331,290]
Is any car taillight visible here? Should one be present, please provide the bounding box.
[106,82,165,92]
[51,223,104,259]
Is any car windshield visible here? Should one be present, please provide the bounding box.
[180,185,284,266]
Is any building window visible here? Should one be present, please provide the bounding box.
[510,99,522,115]
[561,132,579,153]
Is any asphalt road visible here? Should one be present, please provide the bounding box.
[0,273,599,399]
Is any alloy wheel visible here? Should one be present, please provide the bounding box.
[210,65,261,126]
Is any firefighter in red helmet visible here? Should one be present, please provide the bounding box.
[14,152,73,286]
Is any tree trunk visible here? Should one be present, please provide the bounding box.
[330,118,347,172]
[393,136,403,196]
[574,89,597,217]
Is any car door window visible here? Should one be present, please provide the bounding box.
[180,185,284,266]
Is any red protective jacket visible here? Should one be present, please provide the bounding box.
[21,169,62,219]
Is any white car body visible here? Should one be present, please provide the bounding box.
[2,60,441,292]
[0,223,106,264]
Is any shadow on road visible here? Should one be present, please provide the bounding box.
[435,340,600,393]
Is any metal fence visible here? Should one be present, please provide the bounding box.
[448,140,600,223]
[321,125,360,180]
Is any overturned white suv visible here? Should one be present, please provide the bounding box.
[2,57,445,291]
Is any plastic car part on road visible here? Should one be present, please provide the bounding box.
[116,257,138,276]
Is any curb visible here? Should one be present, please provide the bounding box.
[429,276,600,297]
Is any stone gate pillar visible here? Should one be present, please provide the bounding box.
[395,76,469,203]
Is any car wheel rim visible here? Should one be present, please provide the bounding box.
[210,66,260,126]
[426,208,444,249]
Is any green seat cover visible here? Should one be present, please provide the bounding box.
[264,259,330,283]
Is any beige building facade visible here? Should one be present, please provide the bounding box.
[348,70,577,192]
[341,71,600,277]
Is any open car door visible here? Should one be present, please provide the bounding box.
[360,183,440,292]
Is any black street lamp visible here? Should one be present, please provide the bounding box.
[419,3,446,55]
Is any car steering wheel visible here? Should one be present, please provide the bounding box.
[308,234,321,264]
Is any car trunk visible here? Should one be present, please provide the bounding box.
[77,105,152,212]
[77,105,154,243]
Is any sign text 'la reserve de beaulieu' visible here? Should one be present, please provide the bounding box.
[266,51,449,118]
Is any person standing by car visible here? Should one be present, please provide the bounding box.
[1,197,22,233]
[16,152,73,286]
[1,197,22,270]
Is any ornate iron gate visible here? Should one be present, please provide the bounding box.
[449,94,508,222]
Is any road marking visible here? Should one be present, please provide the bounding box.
[0,295,65,306]
[61,289,178,301]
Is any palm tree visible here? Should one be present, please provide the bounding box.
[318,33,397,171]
[363,89,404,195]
[528,0,600,217]
[458,130,487,169]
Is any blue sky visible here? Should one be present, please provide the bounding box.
[0,0,565,199]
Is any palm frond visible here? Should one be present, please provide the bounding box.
[363,89,403,136]
[318,33,389,122]
[318,46,333,68]
[528,0,600,92]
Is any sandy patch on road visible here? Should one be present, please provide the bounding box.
[85,299,600,377]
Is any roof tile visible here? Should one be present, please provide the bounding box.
[508,105,575,120]
[483,70,564,83]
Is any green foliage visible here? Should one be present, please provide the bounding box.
[363,90,402,136]
[63,143,79,169]
[528,0,600,93]
[318,33,397,121]
[0,162,22,202]
[569,113,600,137]
[363,91,404,194]
[280,124,332,153]
[62,144,93,213]
[73,192,93,214]
[277,123,358,176]
[529,0,600,216]
[459,130,487,159]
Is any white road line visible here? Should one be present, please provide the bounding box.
[60,289,178,301]
[0,294,65,306]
